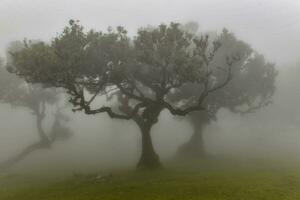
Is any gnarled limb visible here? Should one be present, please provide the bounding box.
[0,108,72,170]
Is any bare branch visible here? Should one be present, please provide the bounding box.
[83,102,146,120]
[162,100,205,116]
[163,62,233,117]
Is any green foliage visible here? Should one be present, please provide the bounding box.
[2,41,59,113]
[168,28,277,126]
[208,29,277,114]
[9,20,232,119]
[133,22,207,86]
[7,21,278,168]
[0,60,23,103]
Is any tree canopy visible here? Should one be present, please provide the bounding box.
[9,20,233,119]
[169,29,277,120]
[7,20,276,168]
[0,41,73,169]
[167,28,277,157]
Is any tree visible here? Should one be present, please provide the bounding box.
[169,29,277,158]
[9,20,247,169]
[0,42,72,169]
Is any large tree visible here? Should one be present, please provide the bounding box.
[9,20,252,169]
[169,29,277,158]
[0,42,72,169]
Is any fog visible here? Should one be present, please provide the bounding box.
[1,66,300,173]
[1,0,300,65]
[1,0,300,174]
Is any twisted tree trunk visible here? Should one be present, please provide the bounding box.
[176,111,210,159]
[0,141,50,170]
[137,123,161,169]
[0,114,52,170]
[117,94,162,169]
[0,106,56,170]
[36,113,51,146]
[176,123,206,158]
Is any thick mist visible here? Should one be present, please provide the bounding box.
[0,0,300,174]
[0,65,300,173]
[1,0,300,65]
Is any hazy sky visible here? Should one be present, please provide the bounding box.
[0,0,300,66]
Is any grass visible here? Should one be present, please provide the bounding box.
[1,158,300,200]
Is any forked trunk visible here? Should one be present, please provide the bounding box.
[117,95,162,169]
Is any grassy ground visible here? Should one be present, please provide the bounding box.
[1,158,300,200]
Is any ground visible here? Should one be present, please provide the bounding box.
[0,158,300,200]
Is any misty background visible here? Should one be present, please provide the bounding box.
[1,0,300,172]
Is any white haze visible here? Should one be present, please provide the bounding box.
[1,0,300,65]
[0,0,300,172]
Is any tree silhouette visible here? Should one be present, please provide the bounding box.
[0,42,72,169]
[9,21,258,169]
[168,29,277,158]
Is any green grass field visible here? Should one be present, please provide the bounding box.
[1,158,300,200]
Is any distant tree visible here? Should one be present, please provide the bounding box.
[168,29,277,157]
[0,42,72,169]
[9,21,256,169]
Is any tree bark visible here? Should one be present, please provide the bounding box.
[137,124,161,169]
[176,124,206,158]
[116,94,162,169]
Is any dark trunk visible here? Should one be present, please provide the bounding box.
[137,124,161,169]
[117,94,162,169]
[36,114,51,146]
[176,124,206,158]
[0,113,51,170]
[0,141,50,170]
